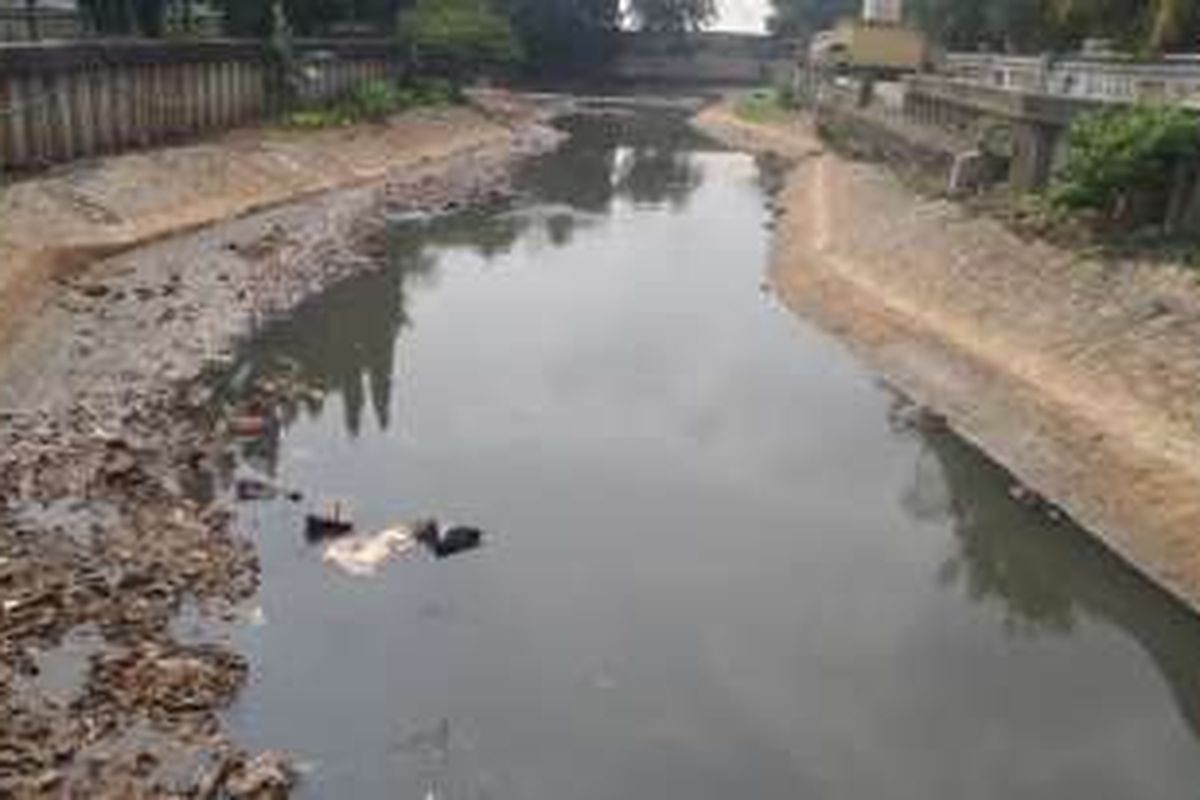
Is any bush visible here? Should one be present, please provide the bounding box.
[347,79,405,122]
[410,76,467,106]
[282,76,465,130]
[1049,104,1200,216]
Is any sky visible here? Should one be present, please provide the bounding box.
[712,0,771,32]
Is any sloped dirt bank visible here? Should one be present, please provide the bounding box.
[697,102,1200,616]
[0,93,534,356]
[0,93,560,798]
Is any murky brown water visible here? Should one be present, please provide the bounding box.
[221,111,1200,799]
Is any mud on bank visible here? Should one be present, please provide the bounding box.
[0,96,560,798]
[696,102,1200,619]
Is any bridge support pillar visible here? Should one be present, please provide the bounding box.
[1009,120,1058,193]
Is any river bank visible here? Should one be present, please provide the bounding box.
[0,92,559,798]
[696,101,1200,616]
[0,91,539,357]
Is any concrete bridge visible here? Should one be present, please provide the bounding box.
[608,32,797,86]
[815,53,1200,192]
[811,57,1200,229]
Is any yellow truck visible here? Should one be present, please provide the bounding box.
[809,18,930,76]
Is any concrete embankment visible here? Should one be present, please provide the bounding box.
[0,93,531,357]
[697,102,1200,613]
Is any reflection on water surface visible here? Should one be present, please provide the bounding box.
[225,110,1200,800]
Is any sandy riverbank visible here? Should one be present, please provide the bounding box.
[0,93,559,798]
[696,101,1200,615]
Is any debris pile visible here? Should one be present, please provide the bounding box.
[0,105,556,797]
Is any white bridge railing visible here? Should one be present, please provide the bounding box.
[944,53,1200,107]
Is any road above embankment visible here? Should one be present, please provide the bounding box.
[697,100,1200,615]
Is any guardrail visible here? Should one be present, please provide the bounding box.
[944,53,1200,107]
[0,38,400,172]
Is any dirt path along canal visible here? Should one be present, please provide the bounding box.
[213,111,1200,798]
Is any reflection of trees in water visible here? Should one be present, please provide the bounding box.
[234,243,423,448]
[614,143,703,209]
[894,396,1200,741]
[226,202,556,460]
[517,110,718,213]
[227,110,721,464]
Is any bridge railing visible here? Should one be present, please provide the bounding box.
[944,52,1200,107]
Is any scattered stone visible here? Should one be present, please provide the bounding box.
[1008,482,1069,523]
[235,478,278,502]
[1008,483,1035,504]
[224,751,295,800]
[78,283,110,299]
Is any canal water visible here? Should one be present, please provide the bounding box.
[222,111,1200,799]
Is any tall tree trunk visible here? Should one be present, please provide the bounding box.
[24,0,40,40]
[1151,0,1194,49]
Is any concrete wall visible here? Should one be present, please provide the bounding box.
[0,39,398,171]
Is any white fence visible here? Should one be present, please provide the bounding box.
[944,53,1200,107]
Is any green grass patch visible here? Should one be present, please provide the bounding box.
[733,87,795,125]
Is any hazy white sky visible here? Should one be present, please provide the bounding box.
[712,0,770,32]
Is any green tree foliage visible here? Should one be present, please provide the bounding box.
[497,0,620,73]
[79,0,625,78]
[907,0,1057,51]
[209,0,619,75]
[766,0,853,36]
[212,0,411,37]
[80,0,170,35]
[400,0,523,76]
[1050,104,1200,214]
[769,0,1199,53]
[1047,0,1197,51]
[626,0,716,33]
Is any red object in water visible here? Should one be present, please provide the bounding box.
[230,415,268,438]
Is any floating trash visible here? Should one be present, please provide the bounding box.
[305,501,354,541]
[323,525,417,577]
[319,518,487,577]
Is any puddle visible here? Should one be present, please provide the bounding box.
[20,624,105,705]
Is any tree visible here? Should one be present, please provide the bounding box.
[626,0,715,33]
[400,0,523,77]
[80,0,171,35]
[766,0,855,37]
[24,0,39,40]
[902,0,1200,54]
[497,0,620,73]
[212,0,412,36]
